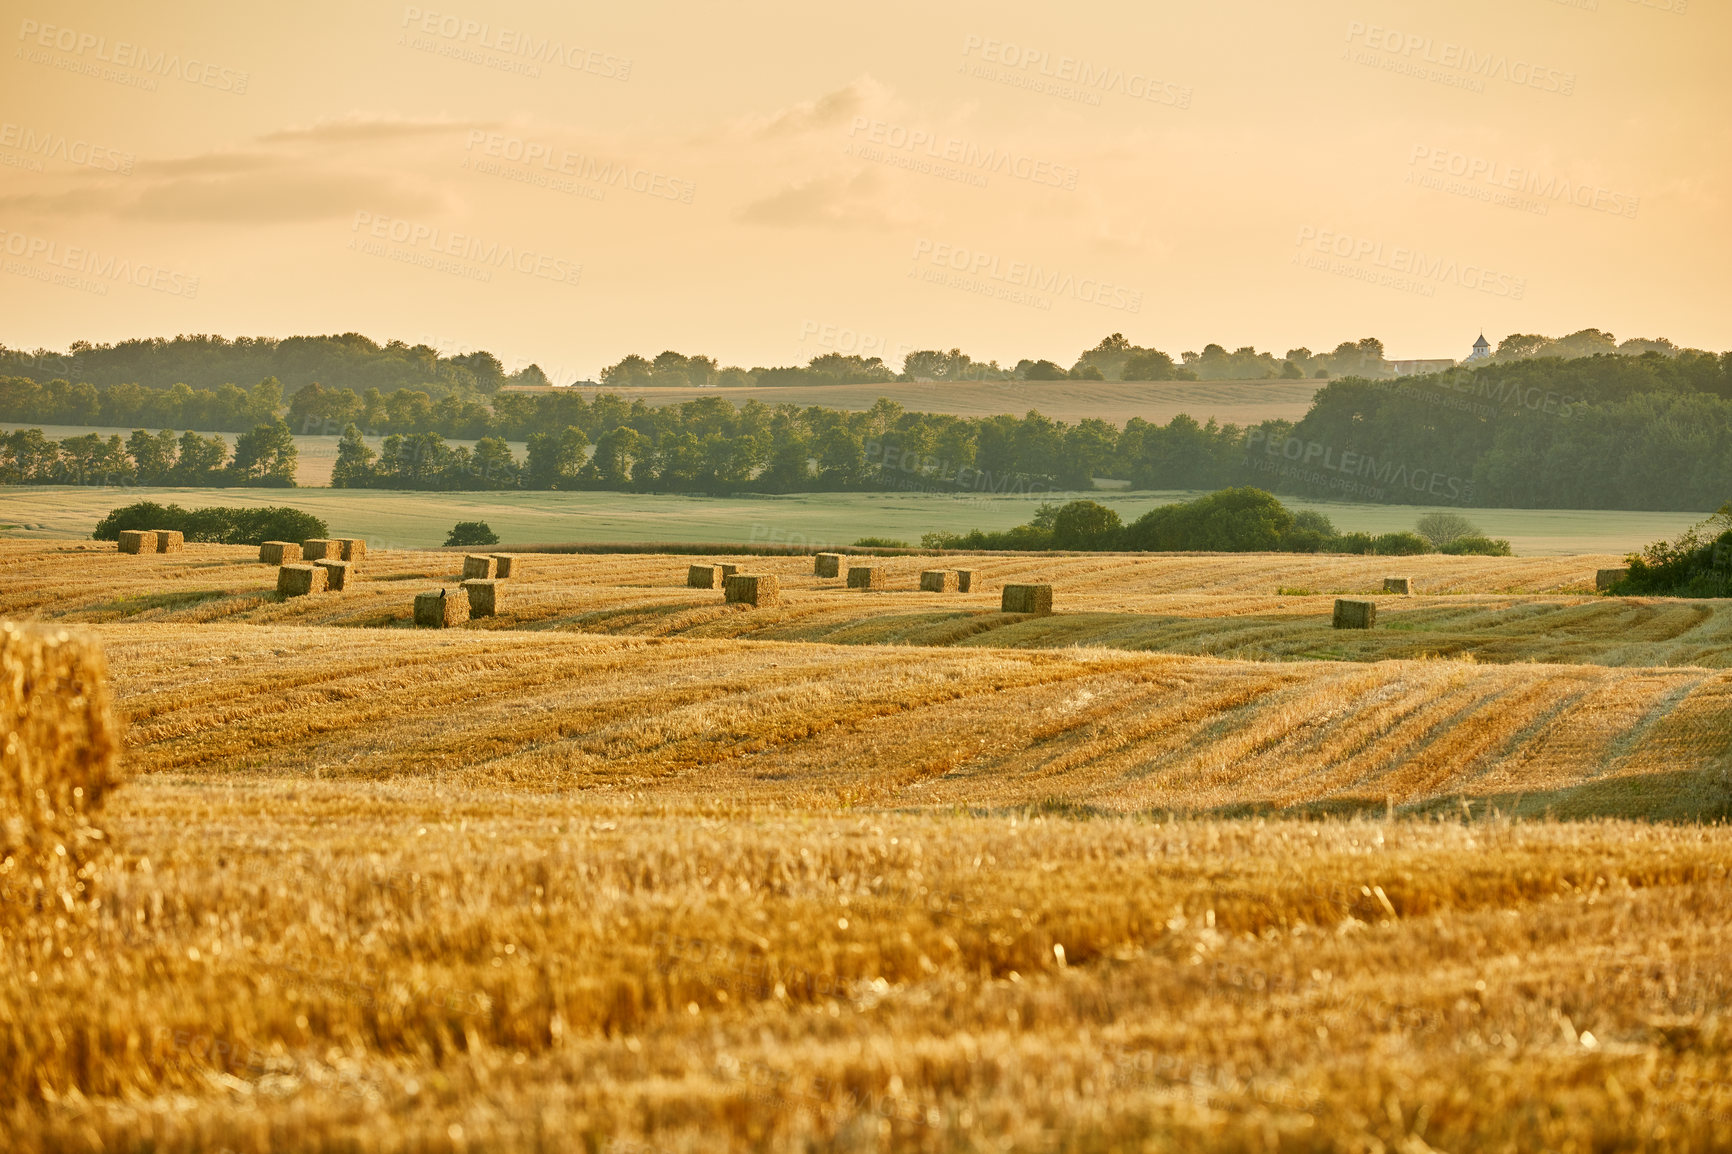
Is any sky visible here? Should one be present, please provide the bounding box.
[0,0,1726,382]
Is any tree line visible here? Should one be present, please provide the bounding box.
[0,422,298,487]
[3,347,1729,512]
[0,333,542,395]
[922,491,1512,555]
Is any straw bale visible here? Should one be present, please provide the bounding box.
[1333,599,1377,629]
[313,559,350,591]
[1001,584,1053,614]
[277,564,327,597]
[724,574,780,606]
[0,621,122,914]
[462,578,502,617]
[847,566,886,590]
[414,589,468,628]
[259,541,301,564]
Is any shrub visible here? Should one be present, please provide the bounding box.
[1415,511,1482,549]
[445,521,500,547]
[1324,532,1375,554]
[1372,531,1431,556]
[1281,510,1339,553]
[1615,504,1732,596]
[852,536,909,548]
[92,502,328,546]
[1441,535,1512,556]
[1123,487,1292,552]
[1050,500,1123,550]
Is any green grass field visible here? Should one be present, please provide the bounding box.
[0,485,1703,555]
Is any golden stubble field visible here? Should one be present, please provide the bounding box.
[3,542,1731,1153]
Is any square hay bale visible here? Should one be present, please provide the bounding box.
[847,566,886,590]
[0,622,122,913]
[277,564,327,598]
[414,589,468,628]
[259,541,301,565]
[1001,584,1053,614]
[337,538,367,562]
[1333,598,1377,629]
[153,530,185,553]
[1383,576,1412,595]
[491,554,517,579]
[814,552,844,578]
[719,563,741,578]
[313,559,351,591]
[462,578,502,617]
[688,564,723,588]
[462,554,496,579]
[954,569,976,593]
[302,539,340,560]
[724,573,780,607]
[920,569,960,593]
[1596,567,1629,592]
[117,530,158,555]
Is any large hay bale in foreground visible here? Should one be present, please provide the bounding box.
[688,564,723,589]
[259,541,301,565]
[277,564,327,598]
[1001,584,1053,614]
[724,574,780,607]
[313,559,351,591]
[1597,567,1629,592]
[955,569,976,593]
[302,539,340,560]
[0,622,122,913]
[848,566,886,590]
[153,530,184,553]
[337,538,367,562]
[462,578,502,617]
[1333,599,1377,629]
[462,554,496,579]
[920,570,960,593]
[491,554,517,579]
[1383,576,1412,595]
[117,530,157,555]
[414,589,468,628]
[814,553,843,578]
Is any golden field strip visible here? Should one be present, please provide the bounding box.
[3,543,1732,1152]
[9,541,1731,668]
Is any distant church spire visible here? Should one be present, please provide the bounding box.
[1467,333,1491,362]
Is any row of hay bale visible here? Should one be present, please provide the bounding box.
[277,559,353,597]
[414,554,521,626]
[116,530,184,554]
[260,538,366,564]
[687,562,780,606]
[694,554,1056,614]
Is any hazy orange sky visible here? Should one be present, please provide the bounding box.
[1,0,1726,381]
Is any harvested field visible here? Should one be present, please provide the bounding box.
[95,624,1732,817]
[4,542,1732,1152]
[2,543,1727,668]
[0,621,1727,1152]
